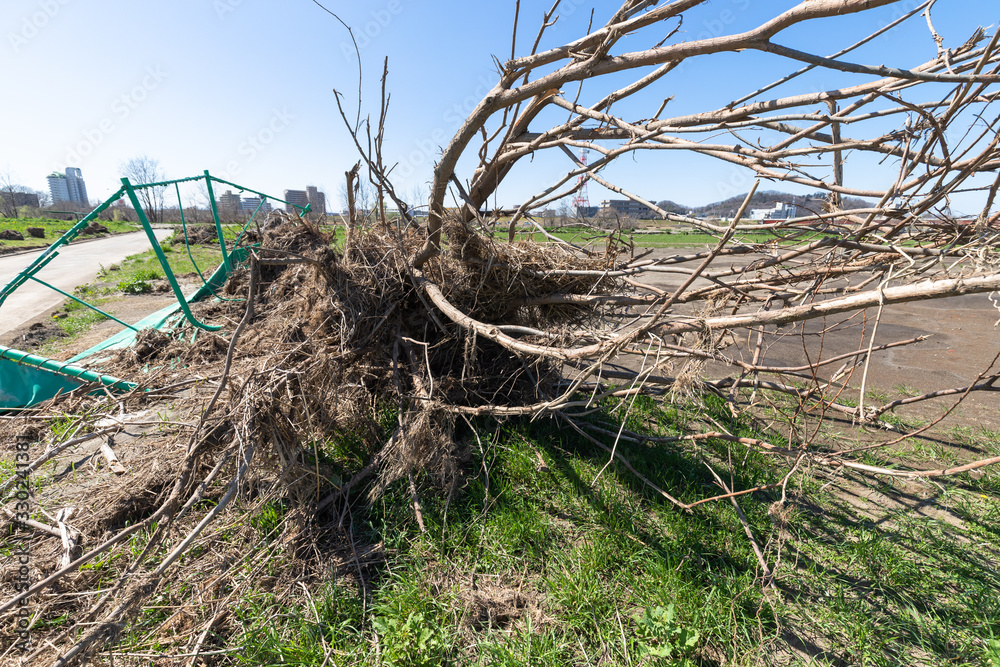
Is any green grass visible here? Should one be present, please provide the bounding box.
[788,488,1000,666]
[92,240,224,292]
[508,227,823,249]
[55,299,109,336]
[0,216,139,250]
[26,233,226,349]
[11,220,998,665]
[219,394,1000,666]
[865,386,890,403]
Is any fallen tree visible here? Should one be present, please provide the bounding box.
[3,1,1000,663]
[343,0,1000,480]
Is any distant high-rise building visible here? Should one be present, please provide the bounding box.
[283,189,308,213]
[305,186,326,215]
[283,187,326,214]
[65,167,88,204]
[240,196,272,214]
[47,173,70,204]
[47,168,89,205]
[217,190,242,211]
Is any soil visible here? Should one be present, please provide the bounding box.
[5,321,67,350]
[0,227,136,256]
[0,243,47,256]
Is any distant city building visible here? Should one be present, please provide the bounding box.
[47,167,89,205]
[598,199,657,219]
[283,189,308,213]
[749,202,799,221]
[65,167,88,204]
[282,187,326,214]
[217,190,242,211]
[240,196,272,214]
[217,190,273,216]
[305,186,326,214]
[575,205,599,218]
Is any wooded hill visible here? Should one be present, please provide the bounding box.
[656,190,874,219]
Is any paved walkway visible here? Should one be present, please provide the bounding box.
[0,230,171,338]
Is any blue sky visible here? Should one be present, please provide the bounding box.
[2,1,997,214]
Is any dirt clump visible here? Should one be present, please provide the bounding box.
[6,320,66,349]
[172,224,217,245]
[80,222,109,235]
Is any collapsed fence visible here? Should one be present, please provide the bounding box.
[0,170,309,409]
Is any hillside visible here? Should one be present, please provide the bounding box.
[656,190,874,219]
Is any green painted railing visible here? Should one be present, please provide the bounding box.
[0,171,310,408]
[0,170,309,333]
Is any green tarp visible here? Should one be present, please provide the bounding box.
[0,248,248,410]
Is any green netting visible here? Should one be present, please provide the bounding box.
[67,246,250,365]
[0,249,249,410]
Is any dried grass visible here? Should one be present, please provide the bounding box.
[0,213,621,664]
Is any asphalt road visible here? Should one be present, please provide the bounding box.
[557,246,998,417]
[0,230,171,339]
[636,247,1000,428]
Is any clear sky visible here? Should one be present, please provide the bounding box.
[2,1,997,214]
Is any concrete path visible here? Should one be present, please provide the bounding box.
[0,230,171,338]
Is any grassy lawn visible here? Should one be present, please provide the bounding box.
[95,237,225,286]
[0,216,140,251]
[8,225,999,665]
[124,395,999,666]
[24,235,227,353]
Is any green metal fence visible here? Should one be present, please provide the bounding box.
[0,171,308,409]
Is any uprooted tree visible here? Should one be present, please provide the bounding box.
[340,0,1000,484]
[3,0,1000,662]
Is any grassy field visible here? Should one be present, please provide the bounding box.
[94,236,225,287]
[8,225,1000,665]
[0,216,140,251]
[110,394,1000,666]
[26,237,226,352]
